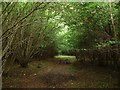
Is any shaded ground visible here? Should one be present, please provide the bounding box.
[2,58,120,88]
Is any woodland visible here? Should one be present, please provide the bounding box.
[1,2,120,88]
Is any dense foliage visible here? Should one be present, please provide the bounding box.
[1,2,120,73]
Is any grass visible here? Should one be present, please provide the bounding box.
[54,55,76,59]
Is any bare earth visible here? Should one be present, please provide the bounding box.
[2,58,120,88]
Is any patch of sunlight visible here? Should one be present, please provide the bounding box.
[54,55,76,59]
[58,25,69,35]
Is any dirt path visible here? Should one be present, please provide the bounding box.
[2,59,119,88]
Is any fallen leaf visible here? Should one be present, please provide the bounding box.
[34,73,37,76]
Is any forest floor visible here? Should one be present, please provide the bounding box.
[2,58,120,88]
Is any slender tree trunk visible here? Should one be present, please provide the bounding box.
[108,2,116,38]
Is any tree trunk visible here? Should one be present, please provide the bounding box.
[108,2,116,38]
